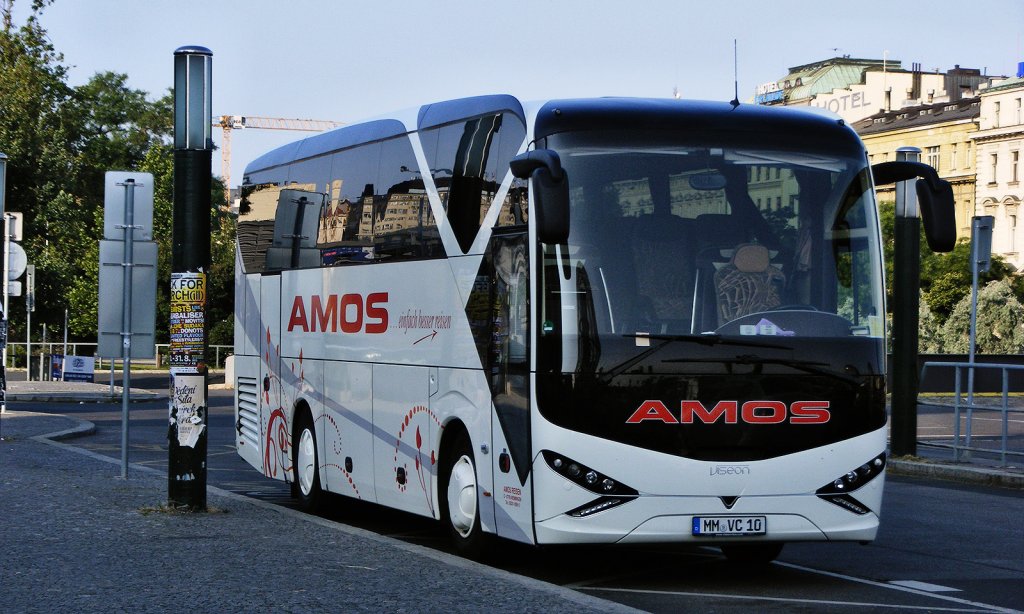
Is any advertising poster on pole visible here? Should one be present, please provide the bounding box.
[169,271,207,448]
[169,272,205,373]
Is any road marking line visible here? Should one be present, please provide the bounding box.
[774,561,1022,614]
[890,580,962,593]
[581,587,986,611]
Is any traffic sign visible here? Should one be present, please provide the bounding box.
[104,171,154,241]
[6,242,25,280]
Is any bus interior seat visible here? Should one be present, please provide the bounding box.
[627,213,695,334]
[712,243,785,326]
[690,213,752,332]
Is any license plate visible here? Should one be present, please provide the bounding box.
[692,515,766,536]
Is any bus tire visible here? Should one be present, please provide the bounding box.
[293,410,323,513]
[721,542,784,565]
[440,430,488,558]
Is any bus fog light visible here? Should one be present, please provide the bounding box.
[817,452,886,497]
[541,450,638,497]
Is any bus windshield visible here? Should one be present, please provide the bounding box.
[536,129,887,459]
[542,129,884,343]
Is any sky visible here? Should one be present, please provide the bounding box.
[15,0,1024,191]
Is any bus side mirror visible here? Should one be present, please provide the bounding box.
[510,149,569,244]
[871,161,956,253]
[915,180,956,253]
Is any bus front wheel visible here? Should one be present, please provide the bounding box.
[441,431,488,558]
[292,411,323,513]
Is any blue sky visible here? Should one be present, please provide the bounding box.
[17,0,1024,189]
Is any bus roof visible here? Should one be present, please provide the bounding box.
[243,95,860,177]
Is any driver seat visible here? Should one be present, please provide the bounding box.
[713,243,785,325]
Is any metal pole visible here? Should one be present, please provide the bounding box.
[965,216,993,461]
[169,46,212,511]
[1,214,8,408]
[0,153,8,412]
[24,275,30,379]
[120,178,137,479]
[890,146,921,457]
[62,308,67,381]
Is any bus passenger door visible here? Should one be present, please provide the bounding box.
[258,274,287,482]
[489,231,534,544]
[373,364,435,517]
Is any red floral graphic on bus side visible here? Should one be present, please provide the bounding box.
[393,405,441,514]
[319,412,361,498]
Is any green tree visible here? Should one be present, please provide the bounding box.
[878,201,1023,326]
[0,0,77,344]
[2,1,234,360]
[940,279,1024,354]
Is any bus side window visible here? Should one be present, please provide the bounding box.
[317,144,380,264]
[374,136,441,260]
[422,112,527,250]
[266,188,324,271]
[237,180,284,274]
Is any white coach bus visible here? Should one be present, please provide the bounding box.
[234,95,954,562]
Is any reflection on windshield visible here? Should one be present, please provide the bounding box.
[540,131,885,370]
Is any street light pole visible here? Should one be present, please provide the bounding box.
[0,152,7,413]
[168,46,213,511]
[890,146,922,457]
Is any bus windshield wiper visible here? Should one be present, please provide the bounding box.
[662,353,861,384]
[600,333,793,382]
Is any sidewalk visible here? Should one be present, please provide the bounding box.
[0,410,632,614]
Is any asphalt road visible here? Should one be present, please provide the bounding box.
[8,374,1023,613]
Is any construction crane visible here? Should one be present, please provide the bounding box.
[215,115,345,206]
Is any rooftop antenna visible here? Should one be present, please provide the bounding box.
[730,39,740,108]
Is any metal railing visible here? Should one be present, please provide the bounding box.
[919,361,1024,466]
[4,343,233,373]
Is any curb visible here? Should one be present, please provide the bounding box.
[37,416,97,441]
[888,459,1024,490]
[5,392,164,403]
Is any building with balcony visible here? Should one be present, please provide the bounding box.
[973,74,1024,270]
[853,98,981,239]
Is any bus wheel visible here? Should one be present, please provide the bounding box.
[441,432,487,558]
[293,411,322,513]
[721,542,784,565]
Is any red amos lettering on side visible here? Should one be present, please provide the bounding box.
[364,292,388,333]
[626,400,831,425]
[287,296,309,332]
[286,293,390,334]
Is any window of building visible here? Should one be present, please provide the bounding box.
[990,153,999,184]
[1012,151,1020,184]
[994,101,1001,128]
[966,142,972,168]
[950,143,958,170]
[1017,98,1022,125]
[926,146,940,171]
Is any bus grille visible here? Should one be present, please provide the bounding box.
[237,376,260,448]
